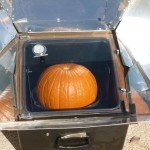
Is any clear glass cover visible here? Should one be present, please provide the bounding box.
[21,38,120,117]
[11,0,125,32]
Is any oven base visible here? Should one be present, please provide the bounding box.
[18,124,128,150]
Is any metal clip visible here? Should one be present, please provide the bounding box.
[116,49,120,55]
[120,88,127,93]
[26,68,32,73]
[19,113,32,120]
[19,35,30,40]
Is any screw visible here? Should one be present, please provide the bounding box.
[120,88,127,93]
[46,133,50,136]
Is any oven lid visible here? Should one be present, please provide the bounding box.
[2,0,130,33]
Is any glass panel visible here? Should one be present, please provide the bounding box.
[20,38,120,119]
[0,9,16,52]
[0,44,16,122]
[15,20,105,33]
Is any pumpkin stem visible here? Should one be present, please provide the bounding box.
[63,67,70,70]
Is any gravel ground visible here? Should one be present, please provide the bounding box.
[0,122,150,150]
[123,122,150,150]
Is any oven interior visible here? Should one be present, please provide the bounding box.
[22,38,120,115]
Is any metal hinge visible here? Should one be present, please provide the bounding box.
[19,35,30,40]
[19,113,32,120]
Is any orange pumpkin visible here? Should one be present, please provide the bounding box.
[37,63,98,109]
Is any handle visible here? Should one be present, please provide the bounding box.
[56,132,90,149]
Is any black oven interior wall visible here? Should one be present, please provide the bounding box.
[22,38,119,113]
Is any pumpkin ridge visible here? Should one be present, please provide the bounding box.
[47,70,60,108]
[68,70,78,107]
[38,67,56,87]
[90,72,98,99]
[40,79,48,107]
[65,70,70,108]
[37,68,54,104]
[71,69,78,107]
[86,73,97,102]
[77,66,90,107]
[74,67,97,107]
[38,69,59,107]
[71,70,83,106]
[58,70,64,109]
[78,69,90,107]
[81,72,91,106]
[60,70,68,108]
[69,64,93,108]
[56,70,63,109]
[85,72,96,100]
[40,76,49,107]
[67,69,70,108]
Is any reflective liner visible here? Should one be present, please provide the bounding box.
[117,0,150,81]
[0,9,16,52]
[117,0,150,115]
[0,44,17,122]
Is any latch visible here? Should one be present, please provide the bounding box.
[120,88,127,93]
[19,35,30,40]
[19,113,32,120]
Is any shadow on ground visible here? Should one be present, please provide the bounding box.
[2,131,20,150]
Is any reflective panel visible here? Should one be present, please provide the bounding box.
[0,44,16,122]
[0,0,12,17]
[117,0,150,115]
[118,40,133,68]
[0,9,16,52]
[127,64,150,115]
[117,0,150,81]
[10,0,128,32]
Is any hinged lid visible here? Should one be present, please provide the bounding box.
[3,0,130,33]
